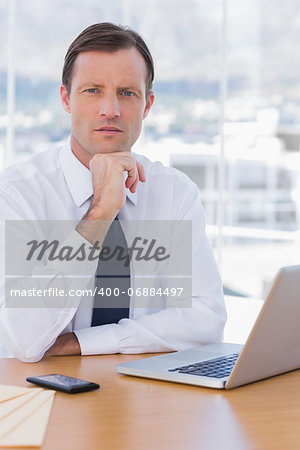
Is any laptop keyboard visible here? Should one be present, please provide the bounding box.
[168,353,239,378]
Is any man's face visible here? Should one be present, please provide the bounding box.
[60,48,154,165]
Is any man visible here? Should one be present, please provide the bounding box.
[0,23,226,362]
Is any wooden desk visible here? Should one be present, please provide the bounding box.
[1,354,300,450]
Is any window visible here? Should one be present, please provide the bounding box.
[1,0,299,300]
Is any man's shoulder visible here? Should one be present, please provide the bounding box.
[0,143,63,194]
[133,152,202,219]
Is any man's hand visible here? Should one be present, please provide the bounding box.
[76,152,146,245]
[44,332,81,357]
[88,152,146,219]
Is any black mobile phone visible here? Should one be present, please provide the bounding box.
[26,373,100,394]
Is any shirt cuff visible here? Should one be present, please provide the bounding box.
[74,324,120,355]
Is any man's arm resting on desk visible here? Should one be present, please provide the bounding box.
[44,332,81,357]
[42,153,146,358]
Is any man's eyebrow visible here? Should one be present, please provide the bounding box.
[78,83,142,93]
[118,86,142,93]
[77,83,104,89]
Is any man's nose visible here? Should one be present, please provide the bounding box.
[98,94,121,118]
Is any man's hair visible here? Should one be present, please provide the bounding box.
[62,22,154,97]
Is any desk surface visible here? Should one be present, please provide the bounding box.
[1,354,300,450]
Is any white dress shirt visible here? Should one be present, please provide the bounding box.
[0,140,226,361]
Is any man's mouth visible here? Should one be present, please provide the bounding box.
[95,126,122,135]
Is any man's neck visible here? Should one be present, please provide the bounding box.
[70,135,92,169]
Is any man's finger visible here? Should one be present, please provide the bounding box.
[137,161,146,182]
[129,178,139,193]
[125,165,139,189]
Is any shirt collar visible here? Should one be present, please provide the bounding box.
[59,139,137,208]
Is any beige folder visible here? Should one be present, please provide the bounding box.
[0,385,40,403]
[0,385,55,447]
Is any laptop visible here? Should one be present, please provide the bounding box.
[117,265,300,389]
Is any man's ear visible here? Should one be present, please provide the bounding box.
[143,91,155,120]
[60,84,71,114]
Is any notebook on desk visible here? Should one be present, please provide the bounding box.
[117,265,300,389]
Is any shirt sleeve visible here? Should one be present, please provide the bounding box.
[0,187,99,362]
[74,180,227,355]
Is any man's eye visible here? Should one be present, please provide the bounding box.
[122,91,134,97]
[86,88,97,93]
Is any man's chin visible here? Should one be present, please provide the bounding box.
[91,146,131,155]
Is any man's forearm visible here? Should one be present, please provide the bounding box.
[75,214,113,247]
[44,332,81,357]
